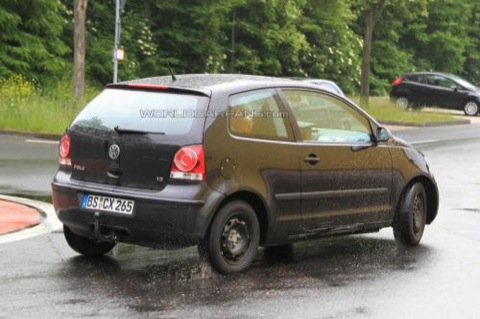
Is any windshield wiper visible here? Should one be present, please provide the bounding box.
[113,126,164,135]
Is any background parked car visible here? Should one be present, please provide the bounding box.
[389,71,480,116]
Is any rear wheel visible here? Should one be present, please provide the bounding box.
[463,100,479,116]
[393,182,427,246]
[198,200,260,274]
[64,225,116,256]
[395,96,410,109]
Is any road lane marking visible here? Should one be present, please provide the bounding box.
[410,139,440,145]
[25,139,59,145]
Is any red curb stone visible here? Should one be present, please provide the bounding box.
[0,200,43,235]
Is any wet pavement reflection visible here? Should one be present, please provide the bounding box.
[47,234,434,318]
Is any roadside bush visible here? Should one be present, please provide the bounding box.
[0,74,33,111]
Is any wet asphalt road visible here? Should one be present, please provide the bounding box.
[0,133,58,198]
[1,125,480,318]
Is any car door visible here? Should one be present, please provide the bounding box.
[280,89,393,234]
[404,73,429,106]
[209,89,304,241]
[425,74,464,108]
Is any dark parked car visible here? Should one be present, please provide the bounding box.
[390,71,480,116]
[52,74,439,274]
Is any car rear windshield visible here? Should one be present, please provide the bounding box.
[71,88,209,135]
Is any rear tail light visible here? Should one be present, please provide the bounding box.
[170,145,205,181]
[392,76,403,86]
[59,134,71,166]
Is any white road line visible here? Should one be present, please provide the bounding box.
[410,139,440,145]
[25,139,59,145]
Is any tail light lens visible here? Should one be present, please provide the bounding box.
[59,134,71,166]
[392,76,403,86]
[170,145,205,181]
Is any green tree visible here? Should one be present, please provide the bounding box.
[147,0,242,75]
[464,1,480,83]
[229,0,309,75]
[368,1,428,95]
[0,0,69,83]
[353,0,428,105]
[300,0,361,94]
[405,0,471,74]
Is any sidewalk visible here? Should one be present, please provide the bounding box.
[0,195,62,243]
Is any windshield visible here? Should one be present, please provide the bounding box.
[450,75,477,90]
[71,88,208,135]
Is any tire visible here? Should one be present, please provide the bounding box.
[395,96,410,109]
[393,182,427,246]
[199,200,260,274]
[63,225,116,256]
[463,100,479,116]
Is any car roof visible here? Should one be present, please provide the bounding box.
[303,79,336,85]
[402,71,456,77]
[111,74,313,96]
[301,79,345,96]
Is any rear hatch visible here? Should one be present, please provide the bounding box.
[67,85,210,190]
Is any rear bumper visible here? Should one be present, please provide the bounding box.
[51,177,225,249]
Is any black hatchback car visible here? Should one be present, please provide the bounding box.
[52,74,439,274]
[390,71,480,116]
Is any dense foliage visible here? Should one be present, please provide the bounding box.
[1,0,480,96]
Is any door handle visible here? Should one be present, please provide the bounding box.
[304,154,320,165]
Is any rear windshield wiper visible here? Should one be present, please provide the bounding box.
[113,126,165,135]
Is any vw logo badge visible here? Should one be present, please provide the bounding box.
[108,144,121,160]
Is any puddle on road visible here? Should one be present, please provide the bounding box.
[107,245,216,282]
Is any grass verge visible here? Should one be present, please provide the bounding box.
[0,76,99,135]
[354,96,458,125]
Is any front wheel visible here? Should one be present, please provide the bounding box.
[463,100,479,116]
[393,182,427,246]
[199,201,260,274]
[64,225,116,256]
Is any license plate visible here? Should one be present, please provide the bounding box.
[81,194,134,215]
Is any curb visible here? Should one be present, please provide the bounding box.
[0,130,61,141]
[0,195,62,244]
[380,119,471,128]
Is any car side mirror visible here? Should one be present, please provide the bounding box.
[451,85,458,92]
[377,127,391,143]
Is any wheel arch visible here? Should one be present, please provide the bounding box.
[399,176,439,225]
[207,191,269,244]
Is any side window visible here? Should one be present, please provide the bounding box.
[282,89,373,144]
[228,90,291,140]
[427,75,455,88]
[437,77,456,89]
[408,74,425,83]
